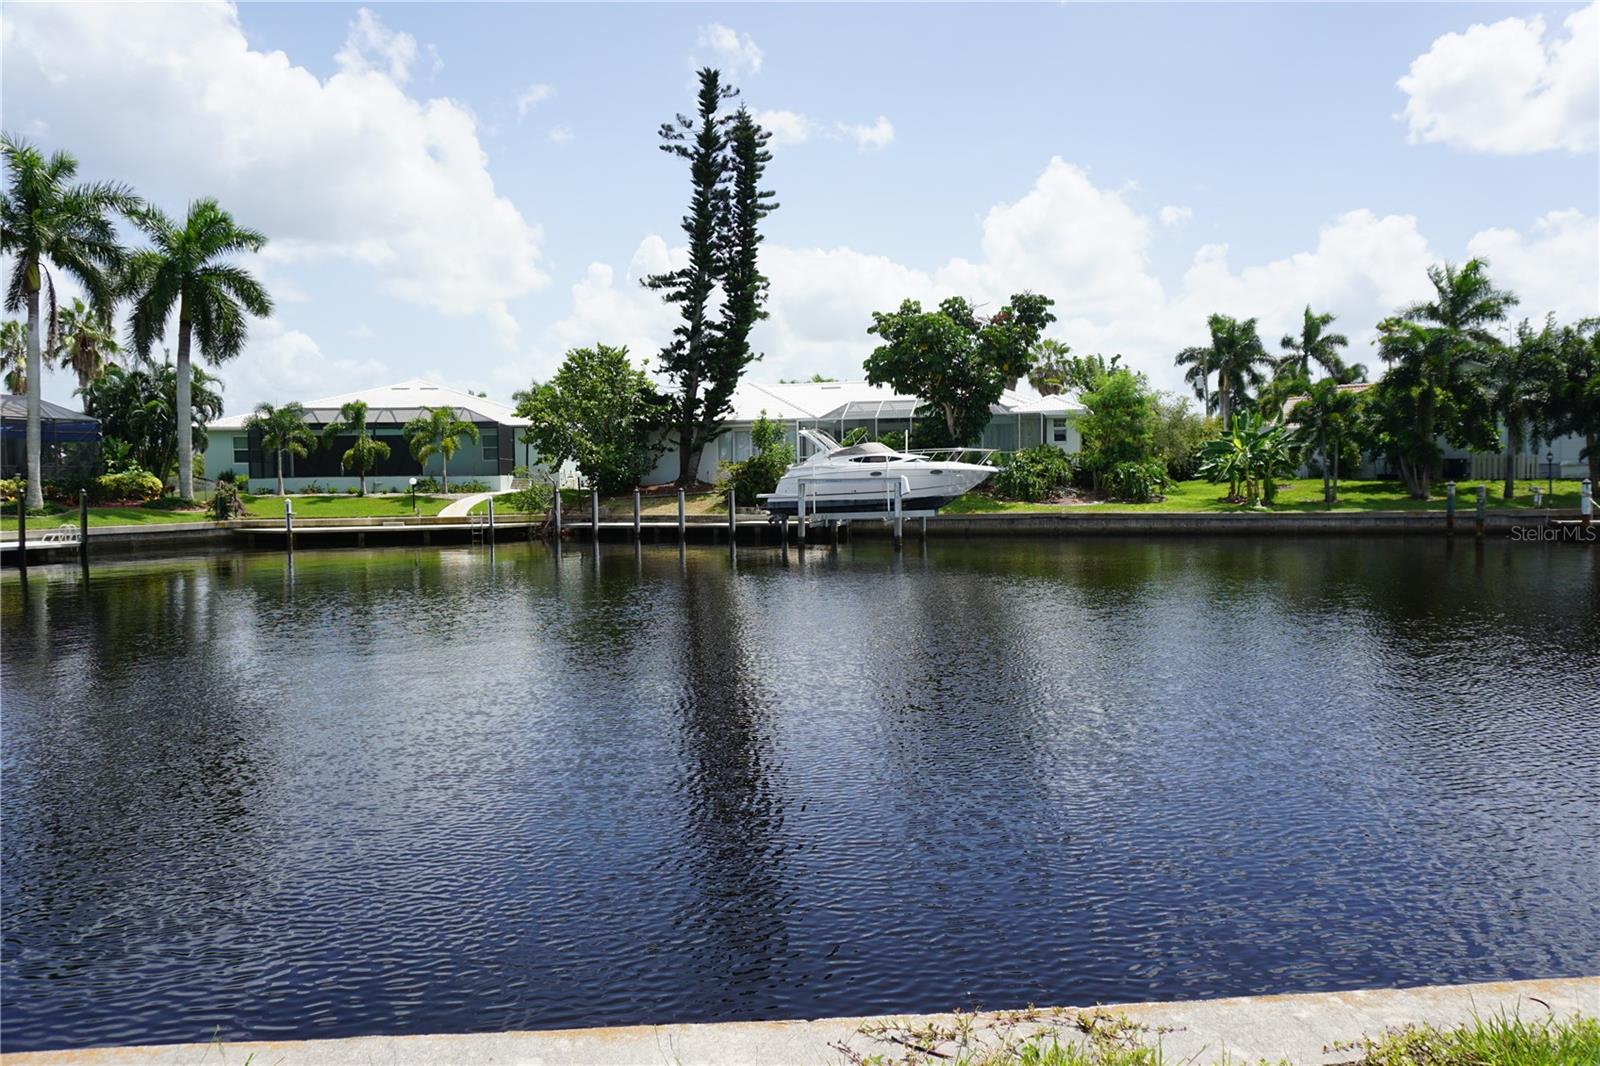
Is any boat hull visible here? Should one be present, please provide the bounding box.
[761,493,964,517]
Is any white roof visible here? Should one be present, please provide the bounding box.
[210,378,528,430]
[721,379,1082,423]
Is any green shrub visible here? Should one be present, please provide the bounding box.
[719,413,796,506]
[450,479,492,493]
[1100,458,1168,502]
[210,481,244,520]
[0,477,22,504]
[992,446,1075,501]
[216,469,238,484]
[91,469,164,504]
[500,483,553,513]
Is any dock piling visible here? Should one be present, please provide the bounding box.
[677,488,686,542]
[1582,479,1593,527]
[727,487,737,550]
[590,487,600,543]
[1475,484,1486,539]
[633,490,641,541]
[16,496,26,578]
[553,485,562,538]
[1445,481,1456,536]
[284,498,294,556]
[487,497,496,544]
[796,480,807,550]
[79,489,89,569]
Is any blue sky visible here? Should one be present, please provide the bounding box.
[4,2,1596,415]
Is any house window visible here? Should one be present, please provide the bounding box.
[482,429,498,462]
[1050,419,1070,444]
[233,436,250,464]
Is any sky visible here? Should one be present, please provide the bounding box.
[3,2,1597,417]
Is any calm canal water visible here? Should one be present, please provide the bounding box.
[2,539,1597,1052]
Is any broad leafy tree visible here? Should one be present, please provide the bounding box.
[517,343,669,494]
[244,400,316,496]
[2,320,26,394]
[53,297,120,390]
[1199,412,1300,506]
[403,405,480,492]
[646,70,777,486]
[864,293,1056,446]
[1,135,137,507]
[80,354,222,481]
[1077,367,1164,499]
[124,197,272,501]
[320,399,388,496]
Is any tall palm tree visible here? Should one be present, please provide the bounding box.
[1403,258,1518,342]
[320,400,388,497]
[1278,306,1354,382]
[243,400,315,496]
[1288,378,1364,505]
[53,297,120,390]
[1,135,138,508]
[2,320,27,394]
[403,405,480,492]
[1482,318,1557,500]
[1027,338,1074,396]
[1174,344,1217,416]
[124,198,272,501]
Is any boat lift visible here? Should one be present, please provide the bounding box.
[791,474,927,548]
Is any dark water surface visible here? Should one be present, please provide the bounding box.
[3,539,1597,1051]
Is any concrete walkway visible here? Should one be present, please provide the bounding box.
[438,491,499,517]
[4,976,1593,1065]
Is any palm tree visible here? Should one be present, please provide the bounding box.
[320,400,389,496]
[1547,318,1600,489]
[2,320,26,394]
[1288,379,1364,505]
[1179,315,1269,431]
[124,198,272,501]
[1,135,138,508]
[1404,258,1518,342]
[403,405,480,492]
[243,400,315,496]
[1278,306,1354,381]
[53,297,120,390]
[1482,318,1557,500]
[1027,338,1074,396]
[1174,344,1217,416]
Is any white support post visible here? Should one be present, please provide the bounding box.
[487,496,496,544]
[591,486,600,543]
[633,489,642,541]
[553,484,562,537]
[1582,479,1593,525]
[893,476,904,548]
[284,498,294,555]
[797,479,807,549]
[677,487,686,541]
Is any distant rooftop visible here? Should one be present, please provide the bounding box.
[210,379,528,430]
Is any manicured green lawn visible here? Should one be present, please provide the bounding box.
[944,478,1590,515]
[2,492,456,530]
[240,493,452,519]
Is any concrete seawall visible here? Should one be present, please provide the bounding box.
[4,976,1593,1065]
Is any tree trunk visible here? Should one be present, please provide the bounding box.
[676,408,698,487]
[1218,382,1231,432]
[276,449,285,496]
[24,270,43,510]
[175,296,194,501]
[441,450,449,493]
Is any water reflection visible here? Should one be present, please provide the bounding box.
[2,538,1597,1053]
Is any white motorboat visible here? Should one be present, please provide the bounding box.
[759,429,996,517]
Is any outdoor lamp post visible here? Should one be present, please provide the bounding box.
[409,476,418,516]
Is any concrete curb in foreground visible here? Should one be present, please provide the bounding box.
[5,976,1595,1065]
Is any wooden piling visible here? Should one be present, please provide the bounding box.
[487,497,496,544]
[1445,481,1456,536]
[632,489,642,541]
[591,487,600,543]
[727,487,737,547]
[16,496,26,578]
[677,488,686,542]
[553,485,562,538]
[1475,484,1486,539]
[284,498,294,556]
[78,489,89,569]
[1582,479,1593,527]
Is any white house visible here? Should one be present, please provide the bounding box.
[641,379,1085,486]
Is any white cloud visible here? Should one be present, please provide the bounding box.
[1159,205,1193,226]
[528,156,1596,394]
[837,116,895,151]
[546,124,574,145]
[346,323,375,341]
[334,7,419,84]
[756,109,818,148]
[516,83,555,119]
[1468,209,1600,324]
[696,23,763,76]
[3,2,548,340]
[1397,3,1598,154]
[218,319,390,408]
